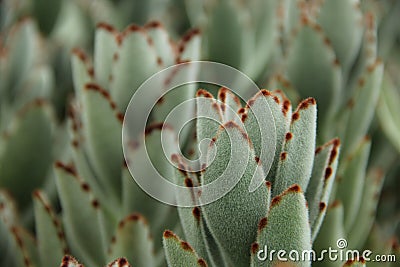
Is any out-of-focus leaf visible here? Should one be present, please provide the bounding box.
[33,190,67,267]
[110,24,159,111]
[55,162,106,266]
[201,121,270,266]
[108,214,154,267]
[0,100,53,209]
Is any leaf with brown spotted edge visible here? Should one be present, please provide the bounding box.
[107,213,154,266]
[0,99,54,210]
[80,82,123,205]
[163,230,208,267]
[336,138,371,232]
[171,154,210,263]
[273,97,317,196]
[200,120,270,267]
[110,23,160,111]
[54,161,106,266]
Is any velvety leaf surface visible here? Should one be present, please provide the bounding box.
[108,214,155,267]
[273,98,316,196]
[0,100,53,209]
[201,121,270,267]
[336,138,371,232]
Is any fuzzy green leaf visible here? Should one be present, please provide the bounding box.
[81,83,123,204]
[0,208,38,267]
[55,162,106,266]
[0,190,18,266]
[145,22,176,66]
[0,100,53,209]
[348,168,384,249]
[71,48,92,99]
[68,131,108,210]
[218,87,242,123]
[200,219,227,267]
[346,13,377,93]
[313,202,346,267]
[110,24,159,111]
[123,127,179,249]
[205,0,245,69]
[32,0,62,34]
[341,60,383,157]
[33,190,67,267]
[244,90,291,184]
[196,90,223,142]
[107,258,132,267]
[14,65,54,111]
[377,75,400,153]
[342,259,366,267]
[163,230,208,267]
[286,20,341,126]
[306,139,340,240]
[273,98,316,196]
[171,155,209,262]
[336,138,371,232]
[178,28,201,62]
[108,214,154,267]
[201,121,270,267]
[94,23,118,89]
[317,0,363,73]
[254,185,311,267]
